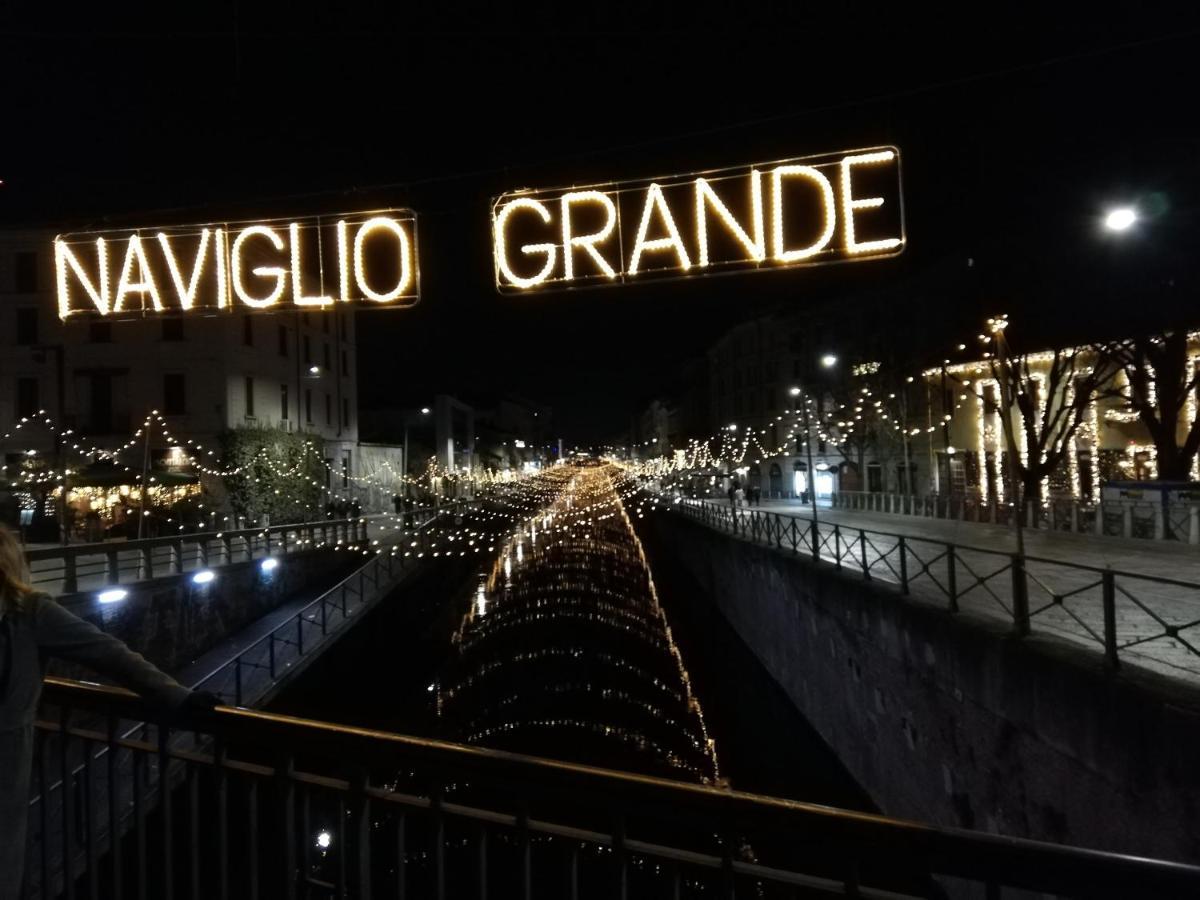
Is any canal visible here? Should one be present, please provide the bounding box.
[268,462,901,895]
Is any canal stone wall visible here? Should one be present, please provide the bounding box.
[645,512,1200,863]
[50,549,358,678]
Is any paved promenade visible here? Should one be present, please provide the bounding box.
[681,499,1200,685]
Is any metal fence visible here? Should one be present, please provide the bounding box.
[189,510,440,707]
[23,518,373,596]
[27,677,1200,900]
[831,490,1200,544]
[673,499,1200,679]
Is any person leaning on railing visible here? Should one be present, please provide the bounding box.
[0,525,218,900]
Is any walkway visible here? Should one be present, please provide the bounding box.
[677,499,1200,685]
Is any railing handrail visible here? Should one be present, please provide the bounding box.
[189,508,440,694]
[22,514,382,561]
[688,498,1200,590]
[37,676,1200,896]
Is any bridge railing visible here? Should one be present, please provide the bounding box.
[23,518,375,596]
[189,508,441,707]
[671,499,1200,677]
[28,676,1200,900]
[830,490,1200,544]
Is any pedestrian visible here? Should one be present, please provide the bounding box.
[734,485,745,509]
[728,480,738,507]
[336,497,349,519]
[392,493,403,515]
[350,498,362,518]
[0,525,217,899]
[325,498,336,519]
[403,495,414,529]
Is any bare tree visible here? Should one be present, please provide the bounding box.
[1097,331,1200,482]
[982,336,1119,513]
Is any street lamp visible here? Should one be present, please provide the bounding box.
[821,354,838,368]
[404,406,432,486]
[1104,207,1138,232]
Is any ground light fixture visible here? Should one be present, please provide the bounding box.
[191,570,216,585]
[97,588,128,604]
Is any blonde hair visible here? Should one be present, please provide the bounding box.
[0,525,33,615]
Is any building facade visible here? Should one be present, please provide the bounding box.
[0,228,363,525]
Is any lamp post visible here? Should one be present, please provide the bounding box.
[403,407,432,493]
[790,386,820,526]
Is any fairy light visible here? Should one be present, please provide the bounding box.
[628,183,691,275]
[290,222,333,306]
[215,227,230,309]
[840,150,902,255]
[232,225,287,308]
[353,216,413,302]
[113,235,164,313]
[157,229,211,310]
[771,165,835,262]
[494,197,558,288]
[336,220,351,301]
[55,237,110,318]
[560,191,617,279]
[695,172,764,266]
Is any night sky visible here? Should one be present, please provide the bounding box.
[4,5,1199,441]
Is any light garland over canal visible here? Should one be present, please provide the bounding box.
[439,461,720,783]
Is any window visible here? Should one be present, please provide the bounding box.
[325,393,332,425]
[15,308,37,345]
[163,374,186,415]
[162,317,184,341]
[90,321,112,343]
[16,378,38,418]
[323,343,331,370]
[278,325,289,356]
[343,397,350,428]
[305,389,313,423]
[14,252,37,293]
[280,384,289,421]
[341,455,350,488]
[243,316,254,346]
[341,350,349,377]
[244,377,255,417]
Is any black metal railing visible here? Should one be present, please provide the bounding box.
[26,677,1200,900]
[24,518,374,596]
[830,490,1200,544]
[189,509,441,707]
[670,499,1200,678]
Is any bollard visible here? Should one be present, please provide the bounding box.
[898,536,909,595]
[1122,506,1133,539]
[1191,507,1200,545]
[105,549,119,585]
[1070,501,1079,534]
[1095,501,1106,536]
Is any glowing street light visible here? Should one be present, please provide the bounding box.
[789,386,801,396]
[820,354,838,368]
[1104,207,1137,232]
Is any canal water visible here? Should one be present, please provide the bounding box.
[269,463,914,896]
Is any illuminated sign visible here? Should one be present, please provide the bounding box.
[492,146,903,292]
[54,209,419,319]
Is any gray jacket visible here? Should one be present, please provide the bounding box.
[0,594,191,899]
